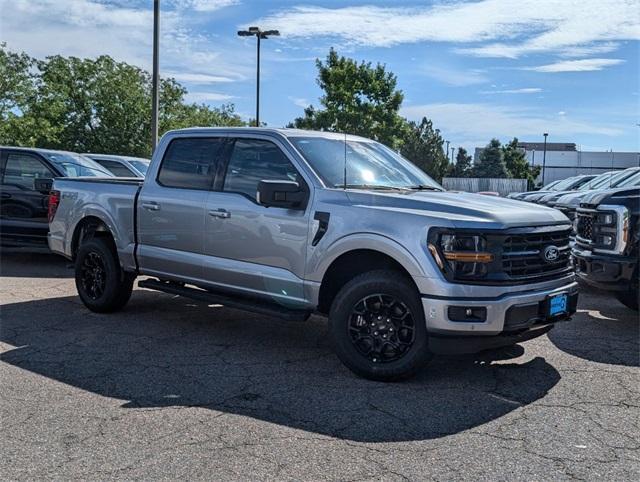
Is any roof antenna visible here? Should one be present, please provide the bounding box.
[343,131,347,190]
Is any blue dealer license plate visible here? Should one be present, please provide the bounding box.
[549,294,568,316]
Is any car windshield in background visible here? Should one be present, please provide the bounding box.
[44,152,112,177]
[552,176,583,191]
[290,137,443,190]
[617,170,640,187]
[128,160,150,175]
[579,170,629,190]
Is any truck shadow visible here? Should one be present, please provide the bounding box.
[547,288,639,367]
[0,252,73,278]
[0,291,561,443]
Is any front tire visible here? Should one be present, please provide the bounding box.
[329,270,432,381]
[75,237,135,313]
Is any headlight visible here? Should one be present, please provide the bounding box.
[592,210,617,248]
[428,232,493,279]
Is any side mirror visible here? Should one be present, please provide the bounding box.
[257,180,307,209]
[34,178,53,194]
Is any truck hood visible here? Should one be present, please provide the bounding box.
[580,187,640,207]
[345,190,569,229]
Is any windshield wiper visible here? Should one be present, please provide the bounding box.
[341,184,411,191]
[407,185,444,191]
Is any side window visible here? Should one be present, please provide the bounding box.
[223,139,301,200]
[2,153,54,190]
[158,137,225,190]
[96,159,135,177]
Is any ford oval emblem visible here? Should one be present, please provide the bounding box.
[543,245,560,262]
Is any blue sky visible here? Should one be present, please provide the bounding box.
[1,0,638,152]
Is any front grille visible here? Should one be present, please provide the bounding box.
[576,212,594,242]
[501,229,572,279]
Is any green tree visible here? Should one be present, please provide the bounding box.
[451,147,473,177]
[0,45,245,156]
[473,138,509,178]
[290,48,406,148]
[502,137,541,187]
[399,117,450,181]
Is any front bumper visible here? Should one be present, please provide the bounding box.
[572,247,637,292]
[421,280,578,354]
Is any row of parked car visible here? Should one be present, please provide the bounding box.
[508,168,639,311]
[0,146,149,249]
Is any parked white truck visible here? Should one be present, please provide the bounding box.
[49,128,578,381]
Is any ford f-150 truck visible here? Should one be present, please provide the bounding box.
[48,128,578,381]
[573,187,639,311]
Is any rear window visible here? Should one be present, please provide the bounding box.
[157,138,225,190]
[95,159,136,177]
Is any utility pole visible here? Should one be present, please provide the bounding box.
[445,140,450,159]
[542,133,548,185]
[151,0,160,152]
[238,27,280,127]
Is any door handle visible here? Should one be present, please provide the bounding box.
[208,208,230,219]
[0,193,11,199]
[141,202,160,211]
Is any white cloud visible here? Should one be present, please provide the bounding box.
[169,0,238,12]
[480,88,542,94]
[184,92,234,102]
[288,96,309,108]
[423,66,488,87]
[401,103,624,146]
[255,1,639,59]
[165,72,237,83]
[524,58,625,72]
[0,0,249,100]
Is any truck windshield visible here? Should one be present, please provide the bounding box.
[290,137,443,191]
[43,152,113,177]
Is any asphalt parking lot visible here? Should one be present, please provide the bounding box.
[1,253,638,480]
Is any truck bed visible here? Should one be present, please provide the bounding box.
[48,177,142,269]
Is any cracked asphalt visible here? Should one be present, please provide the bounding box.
[1,253,638,480]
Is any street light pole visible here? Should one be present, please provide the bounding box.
[151,0,160,151]
[542,133,548,185]
[445,140,450,159]
[238,26,280,127]
[451,147,455,162]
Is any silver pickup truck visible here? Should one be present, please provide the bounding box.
[49,127,578,381]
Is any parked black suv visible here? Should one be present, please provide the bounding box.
[0,147,111,249]
[572,187,639,310]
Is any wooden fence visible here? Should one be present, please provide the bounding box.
[442,177,528,196]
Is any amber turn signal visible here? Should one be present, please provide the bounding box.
[443,252,494,263]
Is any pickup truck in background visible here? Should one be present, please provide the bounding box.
[0,146,112,249]
[573,187,639,311]
[48,128,578,381]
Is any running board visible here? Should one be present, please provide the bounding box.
[138,278,312,322]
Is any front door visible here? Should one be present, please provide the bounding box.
[0,150,56,246]
[137,136,226,281]
[203,136,311,307]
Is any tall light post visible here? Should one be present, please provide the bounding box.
[238,26,280,127]
[451,147,455,162]
[151,0,160,151]
[542,132,549,185]
[445,140,450,159]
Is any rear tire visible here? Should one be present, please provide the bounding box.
[329,270,432,381]
[75,237,135,313]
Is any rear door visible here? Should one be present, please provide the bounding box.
[0,150,57,246]
[202,135,311,306]
[136,136,227,281]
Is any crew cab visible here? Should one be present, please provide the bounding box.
[48,128,578,381]
[0,146,112,249]
[573,187,639,311]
